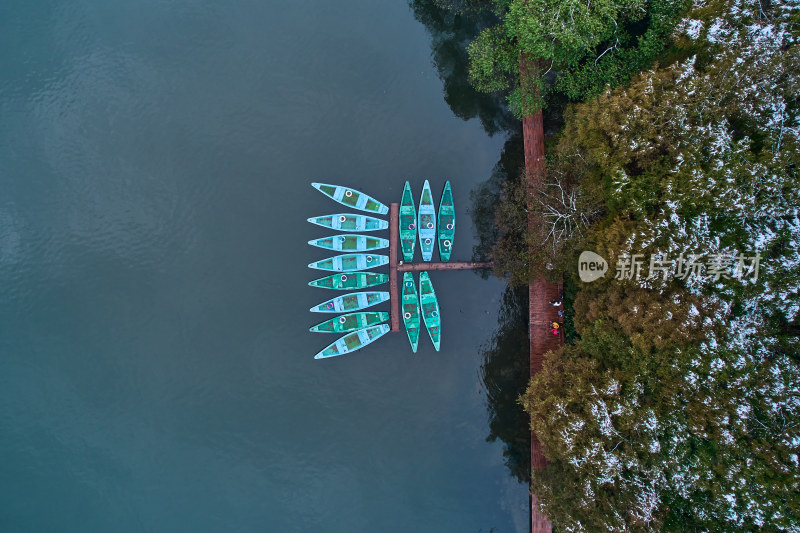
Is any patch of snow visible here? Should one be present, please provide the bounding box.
[685,20,704,39]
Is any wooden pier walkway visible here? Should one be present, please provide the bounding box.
[389,203,400,332]
[397,261,492,272]
[529,278,562,533]
[523,55,556,533]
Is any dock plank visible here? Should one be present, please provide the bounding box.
[389,203,400,332]
[397,261,492,272]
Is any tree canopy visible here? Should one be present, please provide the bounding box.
[520,0,800,529]
[467,0,692,114]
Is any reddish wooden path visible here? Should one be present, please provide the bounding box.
[524,99,558,532]
[529,279,563,372]
[523,112,545,171]
[529,278,562,533]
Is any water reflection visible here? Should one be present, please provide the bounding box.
[471,136,530,483]
[409,0,517,136]
[480,285,531,483]
[469,132,523,268]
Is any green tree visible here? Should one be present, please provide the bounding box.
[467,0,691,115]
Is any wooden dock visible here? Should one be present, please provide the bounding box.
[529,278,562,533]
[522,58,556,532]
[387,202,492,333]
[389,203,400,332]
[397,261,492,272]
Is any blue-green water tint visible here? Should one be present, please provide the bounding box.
[0,1,527,531]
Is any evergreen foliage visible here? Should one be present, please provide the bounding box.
[467,0,692,115]
[521,0,800,529]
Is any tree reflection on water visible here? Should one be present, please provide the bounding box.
[469,132,523,268]
[472,134,530,483]
[409,0,516,136]
[410,0,531,483]
[480,285,531,483]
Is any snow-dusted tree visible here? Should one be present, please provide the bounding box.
[523,316,800,530]
[523,0,800,530]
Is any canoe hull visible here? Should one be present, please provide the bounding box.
[401,272,421,353]
[315,324,391,359]
[308,253,389,272]
[309,311,389,333]
[399,181,416,262]
[418,180,436,262]
[419,271,441,351]
[307,214,388,232]
[312,183,389,215]
[308,234,389,252]
[437,181,455,262]
[308,271,389,290]
[310,291,390,313]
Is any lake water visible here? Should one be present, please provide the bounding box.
[0,1,527,531]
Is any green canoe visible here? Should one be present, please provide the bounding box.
[310,291,390,313]
[418,180,436,262]
[401,272,421,353]
[437,181,455,262]
[399,181,416,262]
[307,214,388,232]
[314,324,391,359]
[312,183,389,215]
[308,271,389,290]
[308,253,389,272]
[309,311,389,333]
[419,271,441,351]
[308,234,389,252]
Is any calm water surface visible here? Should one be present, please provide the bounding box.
[0,1,527,531]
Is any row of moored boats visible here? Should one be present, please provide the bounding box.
[307,181,452,358]
[400,180,455,263]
